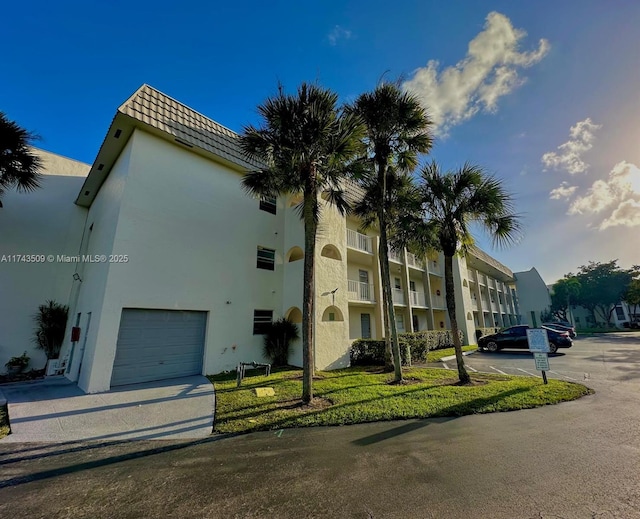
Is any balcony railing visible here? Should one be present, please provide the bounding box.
[429,262,442,276]
[388,247,401,262]
[467,269,476,282]
[347,280,375,302]
[477,273,487,285]
[471,298,478,310]
[406,252,424,269]
[409,290,426,307]
[392,288,405,305]
[431,294,445,308]
[346,229,373,253]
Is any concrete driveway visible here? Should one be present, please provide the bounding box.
[0,376,214,442]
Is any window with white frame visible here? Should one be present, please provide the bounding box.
[253,310,273,334]
[256,246,276,270]
[259,196,277,215]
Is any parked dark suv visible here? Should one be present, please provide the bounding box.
[478,325,573,354]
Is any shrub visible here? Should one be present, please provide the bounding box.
[33,300,69,359]
[263,317,300,366]
[5,351,30,373]
[350,330,464,366]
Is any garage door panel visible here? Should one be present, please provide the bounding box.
[110,309,206,387]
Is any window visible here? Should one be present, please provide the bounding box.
[359,269,369,284]
[412,314,419,331]
[396,313,405,332]
[615,306,625,320]
[259,196,277,214]
[410,280,416,292]
[253,310,273,334]
[394,277,401,290]
[361,314,371,338]
[257,247,275,270]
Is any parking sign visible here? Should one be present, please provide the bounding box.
[527,328,550,353]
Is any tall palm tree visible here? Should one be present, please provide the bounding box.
[415,161,521,383]
[349,83,433,381]
[240,83,364,403]
[0,112,42,207]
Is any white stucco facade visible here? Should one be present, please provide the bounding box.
[0,149,89,371]
[3,85,525,392]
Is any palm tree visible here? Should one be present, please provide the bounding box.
[415,161,521,383]
[0,112,42,207]
[348,83,433,381]
[240,83,364,403]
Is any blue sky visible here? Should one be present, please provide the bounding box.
[2,1,639,284]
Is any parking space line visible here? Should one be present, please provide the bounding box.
[516,368,540,377]
[467,366,477,372]
[489,366,507,375]
[442,362,450,370]
[548,370,577,381]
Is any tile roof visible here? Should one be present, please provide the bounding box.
[469,245,514,278]
[118,85,263,171]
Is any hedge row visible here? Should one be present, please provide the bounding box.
[350,330,465,366]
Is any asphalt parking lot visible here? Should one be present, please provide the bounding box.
[440,331,640,384]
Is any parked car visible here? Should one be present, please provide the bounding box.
[629,318,640,330]
[478,325,573,354]
[542,321,577,338]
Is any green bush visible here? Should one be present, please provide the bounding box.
[263,317,300,366]
[350,330,464,366]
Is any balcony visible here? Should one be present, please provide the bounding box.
[467,269,476,282]
[392,288,405,305]
[347,280,375,302]
[428,262,442,276]
[409,290,426,307]
[388,247,401,262]
[347,229,373,253]
[431,294,445,308]
[471,298,478,310]
[406,252,424,270]
[477,273,487,285]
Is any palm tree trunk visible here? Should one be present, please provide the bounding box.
[301,184,318,404]
[378,207,403,382]
[444,254,470,384]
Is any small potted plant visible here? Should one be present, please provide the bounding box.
[5,351,30,374]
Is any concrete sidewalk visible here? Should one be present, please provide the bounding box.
[0,376,214,442]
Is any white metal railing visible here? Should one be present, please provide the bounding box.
[467,269,476,282]
[392,288,405,305]
[346,229,373,253]
[410,290,426,307]
[431,294,445,308]
[429,261,442,275]
[388,247,401,262]
[406,252,424,269]
[477,273,487,285]
[347,280,375,302]
[471,298,478,310]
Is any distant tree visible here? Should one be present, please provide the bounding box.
[550,276,581,322]
[574,261,634,326]
[240,83,364,403]
[624,278,640,319]
[408,161,521,384]
[0,112,43,207]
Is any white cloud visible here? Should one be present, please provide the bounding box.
[327,26,352,46]
[568,161,640,229]
[541,118,601,174]
[402,11,549,136]
[549,182,578,200]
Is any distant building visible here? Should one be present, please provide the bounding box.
[514,267,551,327]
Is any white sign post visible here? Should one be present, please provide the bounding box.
[526,328,550,384]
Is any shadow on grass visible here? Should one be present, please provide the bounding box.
[351,386,529,446]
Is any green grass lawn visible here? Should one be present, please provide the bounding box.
[209,366,592,434]
[0,405,10,439]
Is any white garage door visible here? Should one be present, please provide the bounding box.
[110,309,207,387]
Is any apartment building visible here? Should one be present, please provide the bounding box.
[1,85,522,393]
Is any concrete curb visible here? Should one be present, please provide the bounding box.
[439,349,478,362]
